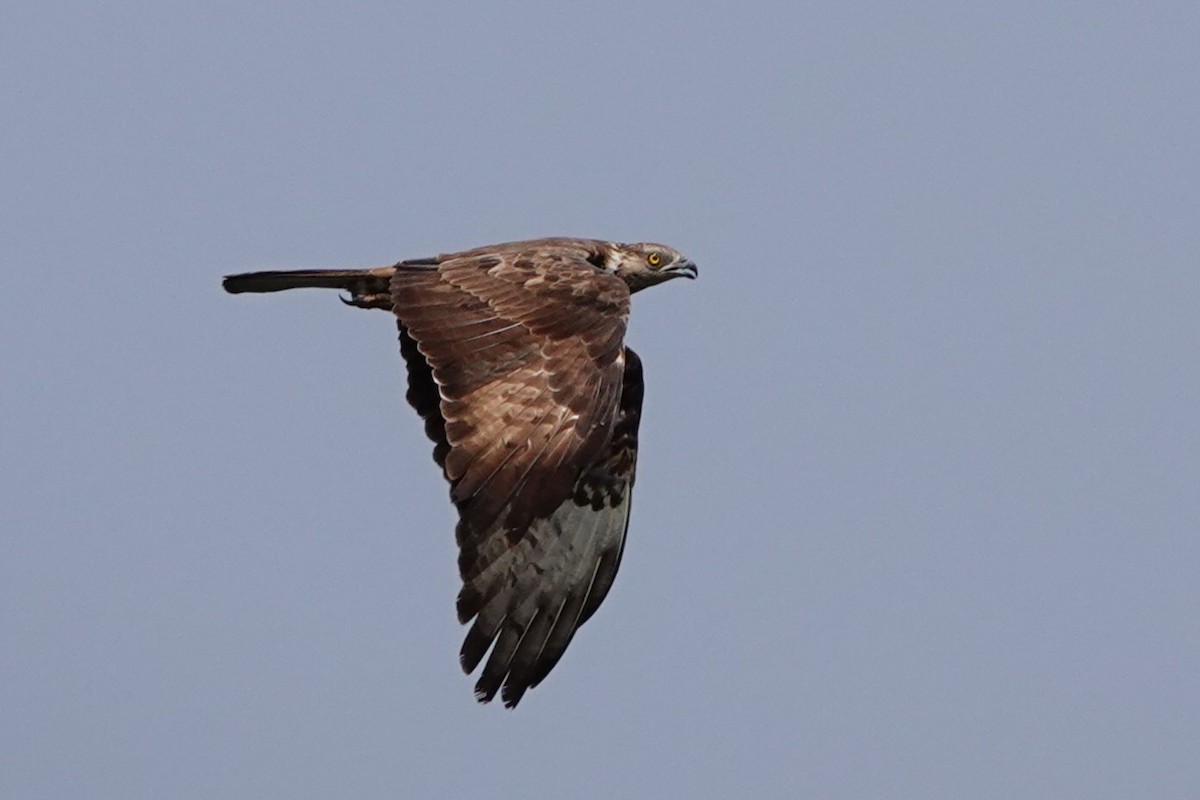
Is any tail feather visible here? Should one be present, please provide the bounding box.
[222,267,397,309]
[222,268,390,294]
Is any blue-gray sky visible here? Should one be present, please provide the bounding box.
[3,2,1198,797]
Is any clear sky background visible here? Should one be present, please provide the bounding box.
[3,2,1198,797]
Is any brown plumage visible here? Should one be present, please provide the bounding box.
[223,237,696,707]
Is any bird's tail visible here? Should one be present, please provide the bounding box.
[222,267,395,309]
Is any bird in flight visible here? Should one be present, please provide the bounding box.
[223,237,696,707]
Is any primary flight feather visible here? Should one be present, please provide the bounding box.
[223,237,696,707]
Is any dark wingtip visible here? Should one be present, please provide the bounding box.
[473,678,500,705]
[501,686,527,708]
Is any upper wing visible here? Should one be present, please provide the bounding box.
[393,241,643,707]
[391,240,631,536]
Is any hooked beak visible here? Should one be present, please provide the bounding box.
[670,259,699,279]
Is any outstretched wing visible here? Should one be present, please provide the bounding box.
[401,330,644,706]
[393,240,642,706]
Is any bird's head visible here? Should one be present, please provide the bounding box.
[608,242,698,292]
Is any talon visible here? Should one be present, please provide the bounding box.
[340,293,372,309]
[339,292,392,310]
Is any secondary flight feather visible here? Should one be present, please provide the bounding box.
[223,237,696,707]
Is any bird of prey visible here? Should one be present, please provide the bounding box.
[223,237,696,707]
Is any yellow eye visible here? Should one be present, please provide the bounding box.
[647,252,662,266]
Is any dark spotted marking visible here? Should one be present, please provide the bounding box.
[584,249,607,270]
